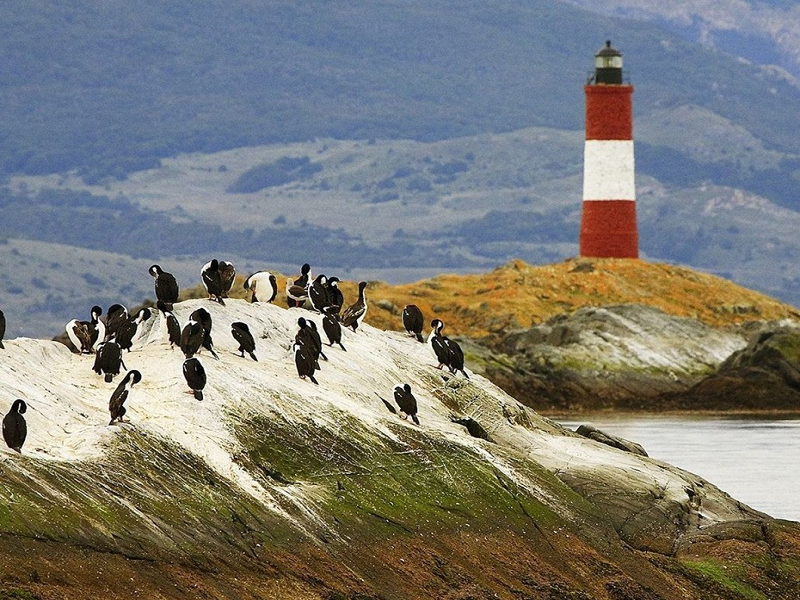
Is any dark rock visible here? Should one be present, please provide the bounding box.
[575,424,648,456]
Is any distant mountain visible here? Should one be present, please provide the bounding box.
[564,0,800,81]
[3,1,800,329]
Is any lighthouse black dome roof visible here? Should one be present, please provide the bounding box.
[597,40,621,58]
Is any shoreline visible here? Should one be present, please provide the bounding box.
[543,408,800,421]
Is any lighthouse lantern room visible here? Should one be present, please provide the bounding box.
[579,40,639,259]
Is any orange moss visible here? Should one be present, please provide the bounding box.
[357,258,800,339]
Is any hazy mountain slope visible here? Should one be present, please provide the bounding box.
[564,0,800,81]
[2,0,800,184]
[1,297,798,598]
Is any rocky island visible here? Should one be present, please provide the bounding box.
[1,269,799,598]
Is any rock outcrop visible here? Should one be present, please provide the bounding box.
[0,298,798,598]
[474,303,748,412]
[672,322,800,410]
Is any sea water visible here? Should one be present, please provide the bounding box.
[556,416,800,522]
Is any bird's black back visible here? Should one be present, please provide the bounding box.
[2,410,26,451]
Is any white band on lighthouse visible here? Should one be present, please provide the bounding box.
[582,140,635,201]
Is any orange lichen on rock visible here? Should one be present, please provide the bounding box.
[360,258,800,339]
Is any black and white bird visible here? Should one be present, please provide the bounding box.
[285,277,309,308]
[104,304,128,342]
[340,281,368,332]
[189,307,219,360]
[295,317,325,368]
[307,274,330,312]
[293,342,318,385]
[66,305,106,354]
[325,277,344,313]
[157,301,181,349]
[92,339,126,383]
[231,321,257,361]
[321,306,346,351]
[108,370,142,425]
[393,384,420,425]
[402,304,425,342]
[286,264,311,307]
[116,308,151,352]
[0,309,6,349]
[180,319,204,359]
[149,265,179,311]
[444,335,469,379]
[218,260,236,298]
[183,357,206,401]
[428,319,451,371]
[201,259,226,305]
[307,320,328,363]
[243,271,278,303]
[294,263,312,288]
[428,319,469,378]
[2,399,27,453]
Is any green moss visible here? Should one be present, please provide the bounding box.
[680,559,768,600]
[0,428,300,562]
[768,331,800,364]
[230,407,575,542]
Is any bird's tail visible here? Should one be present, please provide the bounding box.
[338,342,347,352]
[309,375,319,385]
[105,373,113,383]
[412,414,420,426]
[194,390,204,401]
[415,333,423,343]
[249,351,258,362]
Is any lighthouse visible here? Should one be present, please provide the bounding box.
[579,41,638,258]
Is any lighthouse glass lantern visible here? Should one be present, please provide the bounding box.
[594,41,623,84]
[579,41,639,259]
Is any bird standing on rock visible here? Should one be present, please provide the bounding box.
[393,384,420,425]
[116,308,151,352]
[149,265,179,311]
[243,271,278,303]
[325,277,344,313]
[104,304,128,342]
[93,339,126,383]
[308,274,330,313]
[157,301,181,349]
[2,399,27,453]
[66,305,105,354]
[183,357,207,401]
[189,307,219,360]
[286,278,309,308]
[402,305,425,342]
[428,319,468,378]
[108,370,142,425]
[322,306,346,351]
[218,260,236,298]
[293,342,318,385]
[286,263,312,307]
[201,259,226,305]
[231,321,258,361]
[341,281,368,332]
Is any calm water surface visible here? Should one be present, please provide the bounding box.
[556,416,800,522]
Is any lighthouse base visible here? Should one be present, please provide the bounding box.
[579,200,639,258]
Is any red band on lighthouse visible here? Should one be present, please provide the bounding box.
[580,51,639,259]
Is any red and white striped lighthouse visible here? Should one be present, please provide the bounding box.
[580,41,638,258]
